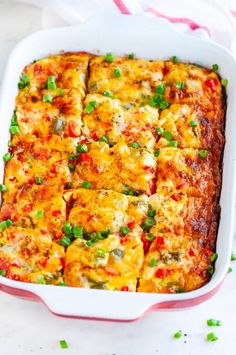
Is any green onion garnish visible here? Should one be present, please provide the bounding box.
[173,330,182,339]
[130,142,140,149]
[120,226,130,236]
[103,91,113,98]
[63,221,73,236]
[99,136,109,143]
[148,209,156,217]
[231,252,236,261]
[189,120,198,127]
[172,56,179,63]
[221,78,228,87]
[3,152,11,162]
[169,140,178,148]
[212,64,219,72]
[68,154,78,161]
[114,68,121,77]
[59,282,67,286]
[37,210,44,218]
[96,248,106,258]
[228,267,233,273]
[176,82,185,89]
[154,150,160,158]
[157,127,164,135]
[59,236,72,247]
[199,149,207,158]
[0,269,6,276]
[6,219,13,227]
[10,125,20,135]
[150,258,157,267]
[18,74,30,89]
[208,265,214,275]
[142,217,156,231]
[104,53,114,63]
[85,101,98,114]
[164,131,172,141]
[68,163,75,172]
[128,53,135,59]
[206,332,218,342]
[156,84,166,94]
[43,93,53,103]
[46,76,57,89]
[73,226,83,238]
[81,181,91,189]
[145,233,155,242]
[207,319,222,327]
[0,184,7,192]
[59,340,69,349]
[35,177,43,185]
[210,253,218,262]
[77,143,88,153]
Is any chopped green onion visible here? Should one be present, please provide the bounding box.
[18,74,30,89]
[99,136,109,143]
[148,209,156,217]
[206,332,218,342]
[96,248,106,258]
[210,253,218,262]
[0,221,7,231]
[208,265,214,275]
[85,101,98,114]
[145,233,155,242]
[122,187,138,196]
[212,64,219,72]
[103,90,113,98]
[207,319,222,327]
[0,269,6,276]
[199,149,207,158]
[3,152,11,162]
[140,102,145,107]
[10,125,20,135]
[150,258,157,267]
[35,177,43,185]
[231,252,236,261]
[57,88,64,96]
[156,84,166,94]
[46,76,57,89]
[63,221,73,236]
[73,226,83,238]
[82,181,91,189]
[104,53,114,63]
[159,101,169,109]
[6,219,13,227]
[114,68,121,77]
[59,282,67,286]
[39,278,46,285]
[172,56,179,63]
[0,184,7,192]
[68,154,78,160]
[142,217,156,231]
[176,82,185,89]
[221,78,228,87]
[128,53,135,59]
[68,163,75,172]
[169,140,178,148]
[120,226,130,236]
[86,238,97,247]
[59,340,69,349]
[189,120,198,127]
[173,330,182,339]
[228,267,233,273]
[154,150,160,158]
[157,127,164,135]
[37,210,44,218]
[59,236,72,247]
[130,142,140,149]
[43,93,53,103]
[77,143,88,153]
[164,131,172,141]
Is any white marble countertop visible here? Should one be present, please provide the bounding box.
[0,1,236,354]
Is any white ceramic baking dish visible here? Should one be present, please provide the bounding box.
[0,14,236,322]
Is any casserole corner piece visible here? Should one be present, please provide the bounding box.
[0,15,236,321]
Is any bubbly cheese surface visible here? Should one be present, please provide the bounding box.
[0,52,225,293]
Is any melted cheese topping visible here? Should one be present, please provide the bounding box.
[0,52,225,293]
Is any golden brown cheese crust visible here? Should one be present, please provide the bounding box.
[0,52,225,293]
[0,227,65,284]
[88,56,164,102]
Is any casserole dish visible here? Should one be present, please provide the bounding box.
[0,14,236,321]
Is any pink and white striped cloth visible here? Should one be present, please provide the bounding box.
[17,0,236,53]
